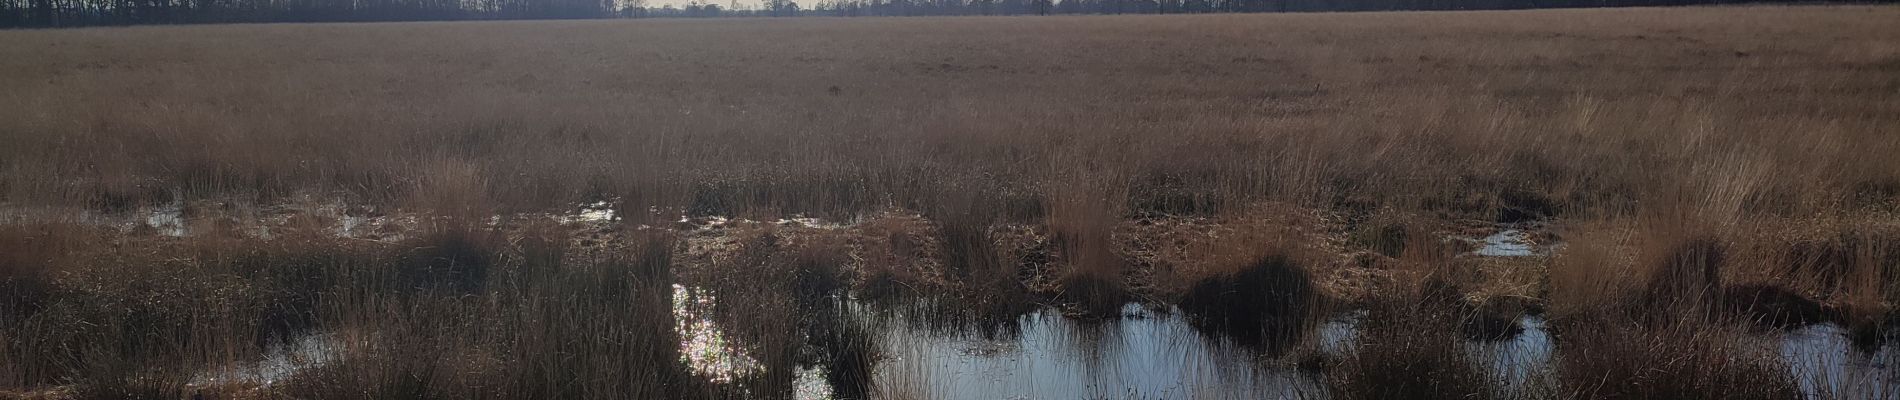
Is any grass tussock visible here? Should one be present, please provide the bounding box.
[1045,178,1132,317]
[284,231,692,399]
[1544,220,1840,400]
[0,223,78,326]
[1638,233,1729,319]
[1325,268,1503,400]
[1178,253,1325,353]
[1550,316,1800,400]
[0,220,714,399]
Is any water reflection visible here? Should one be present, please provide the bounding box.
[1467,316,1553,392]
[794,366,834,400]
[871,303,1338,399]
[142,200,189,237]
[191,333,336,388]
[1781,323,1899,399]
[565,200,617,223]
[171,289,1892,399]
[1474,229,1534,257]
[672,284,765,383]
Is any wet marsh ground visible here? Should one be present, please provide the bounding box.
[4,5,1900,399]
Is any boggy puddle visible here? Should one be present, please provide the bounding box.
[35,203,1880,398]
[666,290,1897,399]
[195,289,1896,399]
[669,292,1356,399]
[657,286,1836,400]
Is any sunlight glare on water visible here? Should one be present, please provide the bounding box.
[191,333,336,388]
[672,284,765,383]
[1475,229,1535,257]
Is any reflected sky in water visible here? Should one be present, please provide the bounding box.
[871,303,1342,400]
[1781,323,1899,399]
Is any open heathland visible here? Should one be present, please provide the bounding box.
[2,5,1899,399]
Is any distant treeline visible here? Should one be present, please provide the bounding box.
[791,0,1868,16]
[0,0,1886,27]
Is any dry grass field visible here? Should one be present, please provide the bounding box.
[2,5,1899,399]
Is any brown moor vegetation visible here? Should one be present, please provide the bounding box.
[1,5,1898,399]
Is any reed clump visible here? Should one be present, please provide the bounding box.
[1325,269,1501,400]
[1550,316,1801,400]
[1546,221,1811,400]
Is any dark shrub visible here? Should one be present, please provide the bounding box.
[396,228,503,292]
[1721,283,1832,329]
[1178,254,1321,353]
